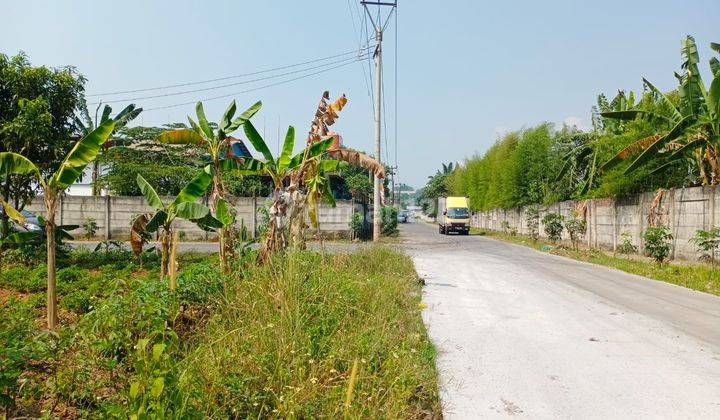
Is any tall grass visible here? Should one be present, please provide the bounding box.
[174,247,440,418]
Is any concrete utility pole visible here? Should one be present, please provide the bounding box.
[362,0,396,242]
[372,24,383,241]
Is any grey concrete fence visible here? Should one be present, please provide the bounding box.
[470,185,717,261]
[23,196,363,240]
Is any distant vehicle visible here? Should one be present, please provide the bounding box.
[437,197,470,235]
[397,210,410,223]
[10,210,43,233]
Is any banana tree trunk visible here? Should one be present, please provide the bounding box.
[258,189,288,262]
[706,145,720,185]
[1,174,10,237]
[160,228,172,280]
[288,191,308,250]
[695,149,710,185]
[44,191,59,330]
[212,158,234,273]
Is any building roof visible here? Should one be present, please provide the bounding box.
[226,137,253,159]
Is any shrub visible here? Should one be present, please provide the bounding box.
[642,225,673,264]
[542,212,564,243]
[381,206,398,236]
[500,220,510,233]
[689,227,720,267]
[83,217,98,239]
[617,231,638,255]
[349,212,365,240]
[0,298,56,414]
[564,217,586,250]
[526,206,539,240]
[0,265,46,292]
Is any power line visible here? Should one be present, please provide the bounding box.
[142,57,370,112]
[347,0,373,100]
[87,47,372,97]
[89,53,371,105]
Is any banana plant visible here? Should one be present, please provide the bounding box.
[303,159,346,251]
[136,165,217,283]
[75,103,142,195]
[157,100,261,270]
[305,159,346,228]
[239,121,335,257]
[602,36,720,185]
[555,132,600,196]
[0,120,115,329]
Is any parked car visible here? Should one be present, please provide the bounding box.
[397,210,410,223]
[10,210,43,233]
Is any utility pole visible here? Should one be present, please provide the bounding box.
[372,23,383,241]
[362,0,396,242]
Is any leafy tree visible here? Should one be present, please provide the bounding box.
[224,174,273,198]
[0,120,115,329]
[642,225,673,264]
[0,52,86,236]
[99,125,205,196]
[75,103,142,195]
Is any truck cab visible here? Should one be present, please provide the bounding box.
[438,197,471,235]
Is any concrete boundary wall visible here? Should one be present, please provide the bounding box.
[470,185,717,261]
[24,196,360,240]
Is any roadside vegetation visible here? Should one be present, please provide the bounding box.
[471,227,720,296]
[1,246,439,417]
[418,36,720,212]
[0,49,430,417]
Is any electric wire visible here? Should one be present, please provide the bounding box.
[89,53,371,105]
[348,0,373,100]
[87,47,371,97]
[141,57,370,112]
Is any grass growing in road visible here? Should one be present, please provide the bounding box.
[176,246,440,418]
[471,228,720,296]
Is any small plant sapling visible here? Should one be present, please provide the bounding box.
[542,212,564,243]
[564,216,586,250]
[642,225,673,265]
[617,232,638,256]
[83,217,98,239]
[689,227,720,268]
[526,206,540,241]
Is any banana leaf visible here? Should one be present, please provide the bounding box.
[277,126,295,171]
[136,174,165,209]
[53,119,115,188]
[243,120,275,163]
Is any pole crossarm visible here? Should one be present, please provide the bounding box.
[360,1,397,6]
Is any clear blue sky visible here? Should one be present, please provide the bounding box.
[1,0,718,188]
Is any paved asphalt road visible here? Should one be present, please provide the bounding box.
[401,222,720,419]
